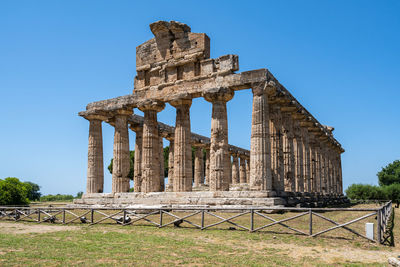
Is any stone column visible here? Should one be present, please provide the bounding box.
[166,138,174,191]
[194,146,205,187]
[227,153,232,184]
[130,124,143,192]
[301,127,311,193]
[320,143,328,194]
[111,110,132,193]
[139,101,165,193]
[231,153,240,184]
[270,106,284,192]
[337,152,343,194]
[309,136,316,193]
[205,147,210,185]
[282,112,295,192]
[204,88,234,191]
[86,116,105,194]
[293,121,304,192]
[159,134,165,191]
[170,99,193,192]
[245,158,250,183]
[239,156,247,184]
[313,141,321,193]
[250,82,272,191]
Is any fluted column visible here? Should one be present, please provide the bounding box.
[231,154,240,184]
[159,134,165,191]
[170,99,193,192]
[282,112,295,192]
[301,128,311,192]
[337,152,343,194]
[309,136,316,193]
[205,147,210,185]
[250,82,272,191]
[227,153,232,184]
[320,144,328,194]
[139,101,165,193]
[131,124,143,192]
[293,121,304,192]
[239,156,247,184]
[204,88,234,191]
[194,146,205,187]
[166,138,174,191]
[245,158,250,183]
[111,110,132,193]
[86,116,105,194]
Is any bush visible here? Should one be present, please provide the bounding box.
[0,177,30,205]
[40,194,74,202]
[345,184,386,200]
[382,183,400,205]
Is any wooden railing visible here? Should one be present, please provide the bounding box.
[0,201,393,245]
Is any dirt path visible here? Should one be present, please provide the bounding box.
[0,222,78,234]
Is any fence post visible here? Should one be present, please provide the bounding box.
[377,209,382,244]
[159,209,163,228]
[123,210,126,225]
[309,209,313,236]
[38,209,41,222]
[250,209,254,232]
[91,209,94,224]
[201,210,205,230]
[62,209,65,224]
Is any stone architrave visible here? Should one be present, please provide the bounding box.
[166,138,174,191]
[239,156,247,184]
[231,154,240,184]
[86,116,105,194]
[111,110,133,193]
[205,148,210,185]
[139,101,165,193]
[250,82,272,191]
[170,98,193,192]
[131,124,143,192]
[194,147,205,187]
[204,88,234,191]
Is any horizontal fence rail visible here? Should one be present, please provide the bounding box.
[0,201,393,245]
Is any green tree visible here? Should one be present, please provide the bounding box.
[382,184,400,207]
[75,191,83,199]
[378,160,400,186]
[108,151,135,180]
[23,181,41,201]
[0,177,30,205]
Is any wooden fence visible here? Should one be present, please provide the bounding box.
[0,201,393,245]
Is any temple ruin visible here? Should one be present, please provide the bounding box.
[75,21,345,208]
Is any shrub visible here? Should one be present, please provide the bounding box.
[382,184,400,205]
[40,194,74,202]
[0,177,30,205]
[345,184,386,200]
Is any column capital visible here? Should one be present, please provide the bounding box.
[251,81,276,96]
[138,100,165,112]
[203,87,234,103]
[81,111,109,122]
[129,123,143,133]
[169,98,192,108]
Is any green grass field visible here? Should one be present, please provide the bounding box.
[0,204,399,266]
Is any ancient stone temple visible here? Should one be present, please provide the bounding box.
[75,21,345,208]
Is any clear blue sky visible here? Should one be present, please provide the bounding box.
[1,1,399,195]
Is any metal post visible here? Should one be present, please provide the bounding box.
[309,209,313,236]
[250,209,254,232]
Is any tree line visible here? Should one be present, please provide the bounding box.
[345,160,400,206]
